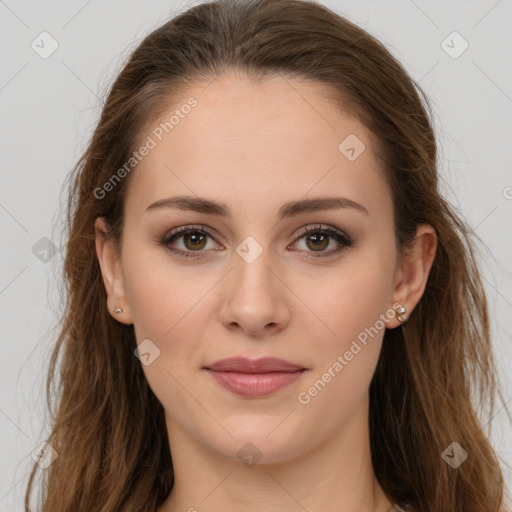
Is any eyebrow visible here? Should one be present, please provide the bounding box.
[145,195,369,219]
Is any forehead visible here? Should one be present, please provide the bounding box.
[125,72,391,219]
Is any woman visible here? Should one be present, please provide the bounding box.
[24,0,510,510]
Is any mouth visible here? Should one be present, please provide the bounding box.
[203,357,307,398]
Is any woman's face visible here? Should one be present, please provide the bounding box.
[100,72,407,464]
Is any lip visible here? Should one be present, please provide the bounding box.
[203,357,306,398]
[205,356,305,373]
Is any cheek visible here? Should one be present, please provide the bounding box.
[121,251,218,424]
[122,241,215,340]
[121,246,226,407]
[300,252,395,346]
[294,251,395,406]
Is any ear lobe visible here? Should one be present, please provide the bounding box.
[94,217,133,324]
[389,223,437,327]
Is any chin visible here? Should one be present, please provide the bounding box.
[204,419,309,467]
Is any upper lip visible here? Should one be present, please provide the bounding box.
[204,357,305,373]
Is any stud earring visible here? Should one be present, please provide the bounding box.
[114,307,123,314]
[395,305,407,323]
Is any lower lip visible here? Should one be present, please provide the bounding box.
[205,369,306,397]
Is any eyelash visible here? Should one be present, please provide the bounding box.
[160,224,353,259]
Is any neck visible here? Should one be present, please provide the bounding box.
[158,395,393,512]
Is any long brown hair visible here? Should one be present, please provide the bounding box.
[24,0,510,510]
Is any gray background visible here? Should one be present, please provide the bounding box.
[1,0,511,510]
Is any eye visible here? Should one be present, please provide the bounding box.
[160,225,221,258]
[290,224,353,257]
[160,223,353,259]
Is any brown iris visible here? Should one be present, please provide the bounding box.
[183,232,207,250]
[306,232,329,251]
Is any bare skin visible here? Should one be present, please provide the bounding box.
[95,71,436,512]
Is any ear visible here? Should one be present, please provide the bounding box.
[95,217,133,325]
[388,223,437,328]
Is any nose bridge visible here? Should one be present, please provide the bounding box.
[232,237,280,305]
[218,236,290,335]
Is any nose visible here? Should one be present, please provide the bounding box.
[217,250,291,337]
